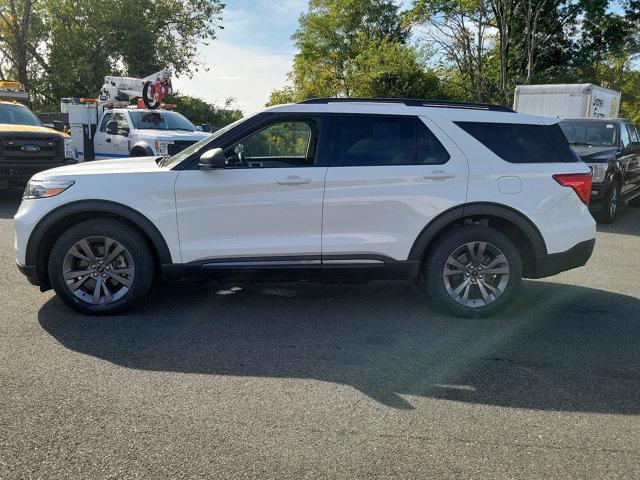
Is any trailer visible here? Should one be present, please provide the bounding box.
[513,84,621,119]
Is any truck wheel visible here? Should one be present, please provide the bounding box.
[424,225,522,319]
[48,219,154,315]
[597,182,620,224]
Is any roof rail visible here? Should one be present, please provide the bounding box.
[298,97,514,113]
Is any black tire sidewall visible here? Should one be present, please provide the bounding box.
[48,220,154,315]
[425,225,523,319]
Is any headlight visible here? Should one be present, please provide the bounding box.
[23,179,74,200]
[588,163,608,183]
[154,140,171,155]
[64,138,76,159]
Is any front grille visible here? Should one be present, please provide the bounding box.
[0,136,63,164]
[168,140,197,156]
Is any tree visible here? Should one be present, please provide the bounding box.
[0,0,224,110]
[166,93,243,129]
[269,0,444,104]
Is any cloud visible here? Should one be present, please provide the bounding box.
[173,42,293,114]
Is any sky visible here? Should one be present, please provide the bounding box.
[172,0,307,114]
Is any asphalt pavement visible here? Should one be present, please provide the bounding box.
[1,191,639,479]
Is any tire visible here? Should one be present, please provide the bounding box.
[48,219,154,315]
[424,225,522,319]
[596,181,621,224]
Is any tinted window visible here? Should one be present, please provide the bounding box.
[456,122,579,163]
[224,120,318,168]
[129,111,196,131]
[336,115,449,166]
[560,120,618,147]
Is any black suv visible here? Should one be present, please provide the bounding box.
[560,118,640,223]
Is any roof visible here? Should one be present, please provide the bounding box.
[266,99,557,125]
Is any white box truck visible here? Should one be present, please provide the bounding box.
[513,84,621,119]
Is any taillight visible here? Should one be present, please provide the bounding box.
[553,173,592,205]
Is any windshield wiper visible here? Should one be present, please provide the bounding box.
[570,142,595,147]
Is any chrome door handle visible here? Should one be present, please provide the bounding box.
[105,138,111,143]
[423,170,455,180]
[277,176,312,185]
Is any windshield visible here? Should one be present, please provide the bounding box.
[129,110,196,131]
[161,115,248,167]
[0,103,42,127]
[559,121,618,148]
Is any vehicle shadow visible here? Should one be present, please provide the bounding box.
[596,206,640,237]
[0,191,21,219]
[38,280,640,414]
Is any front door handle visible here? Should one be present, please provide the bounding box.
[277,175,312,186]
[105,138,112,143]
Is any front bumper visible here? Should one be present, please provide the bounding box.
[531,239,595,279]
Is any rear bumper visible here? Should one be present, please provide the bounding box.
[530,239,595,279]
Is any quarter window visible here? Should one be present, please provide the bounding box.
[224,120,318,168]
[456,122,580,163]
[336,115,449,166]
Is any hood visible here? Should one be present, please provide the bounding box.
[570,145,619,163]
[33,156,163,179]
[0,123,69,137]
[134,130,210,141]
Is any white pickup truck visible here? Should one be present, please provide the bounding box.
[66,105,211,160]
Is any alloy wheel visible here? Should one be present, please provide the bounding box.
[62,236,135,305]
[442,241,510,307]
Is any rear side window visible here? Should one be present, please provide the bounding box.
[455,122,580,163]
[336,115,450,166]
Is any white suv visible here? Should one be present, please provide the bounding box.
[14,99,596,318]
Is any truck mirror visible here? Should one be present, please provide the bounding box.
[106,121,119,135]
[199,148,226,170]
[53,120,65,132]
[201,124,213,133]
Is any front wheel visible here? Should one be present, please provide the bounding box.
[596,182,621,224]
[424,225,522,318]
[48,219,154,315]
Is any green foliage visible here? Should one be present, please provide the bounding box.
[268,0,445,105]
[0,0,223,110]
[166,93,243,129]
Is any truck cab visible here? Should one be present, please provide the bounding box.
[0,92,76,191]
[70,106,211,160]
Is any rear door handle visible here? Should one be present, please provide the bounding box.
[277,175,312,186]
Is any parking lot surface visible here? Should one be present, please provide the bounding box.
[1,192,639,479]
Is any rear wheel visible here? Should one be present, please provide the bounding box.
[48,219,154,315]
[424,225,522,318]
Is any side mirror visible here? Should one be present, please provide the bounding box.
[201,123,213,133]
[199,148,226,170]
[53,120,65,132]
[106,120,119,135]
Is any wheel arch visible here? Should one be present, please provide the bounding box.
[27,200,173,289]
[129,142,154,157]
[408,202,547,278]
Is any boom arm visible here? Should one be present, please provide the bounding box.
[100,69,173,109]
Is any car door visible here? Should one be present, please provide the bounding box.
[174,114,329,268]
[322,114,469,264]
[94,112,130,159]
[623,123,640,190]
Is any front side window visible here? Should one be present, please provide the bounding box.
[224,120,318,168]
[458,121,580,163]
[625,124,639,144]
[336,115,449,166]
[620,124,631,148]
[113,113,129,131]
[99,113,113,132]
